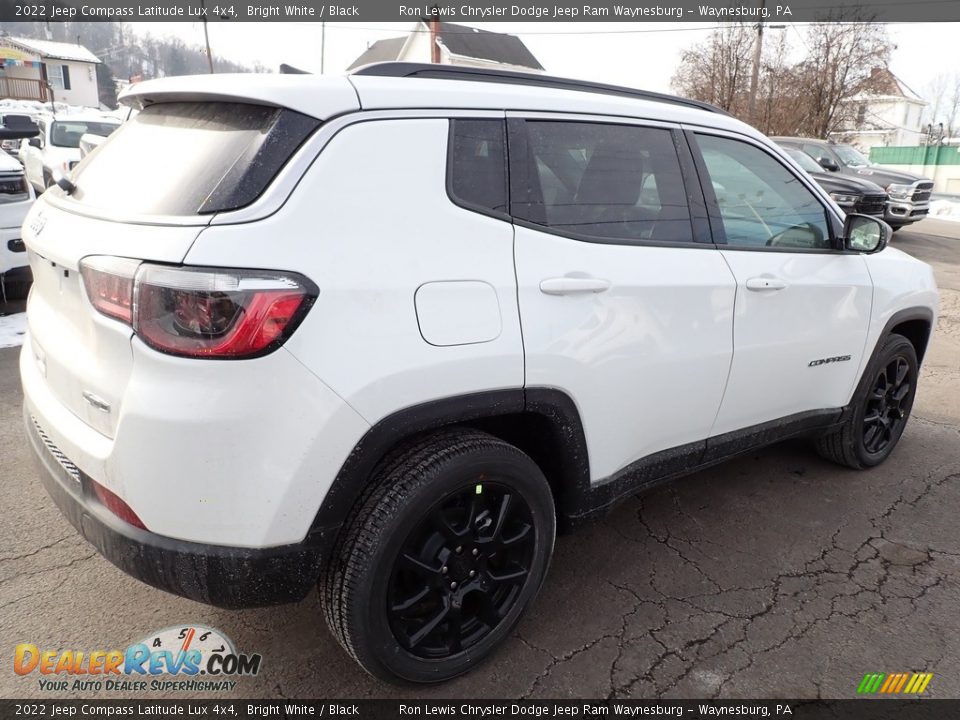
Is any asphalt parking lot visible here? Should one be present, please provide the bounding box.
[1,219,958,700]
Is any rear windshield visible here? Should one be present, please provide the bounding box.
[60,102,319,217]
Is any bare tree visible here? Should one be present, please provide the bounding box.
[671,24,755,116]
[672,16,893,139]
[791,17,892,138]
[754,32,797,135]
[943,74,960,138]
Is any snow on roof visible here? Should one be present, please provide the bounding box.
[4,37,100,64]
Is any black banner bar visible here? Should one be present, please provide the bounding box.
[2,0,960,23]
[0,700,958,719]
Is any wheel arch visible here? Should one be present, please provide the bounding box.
[851,306,933,404]
[889,314,933,365]
[310,388,591,538]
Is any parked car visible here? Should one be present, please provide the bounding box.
[772,137,933,230]
[0,113,39,158]
[21,63,938,684]
[79,107,137,159]
[0,127,37,301]
[778,145,888,218]
[18,113,121,193]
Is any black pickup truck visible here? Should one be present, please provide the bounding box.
[773,136,933,230]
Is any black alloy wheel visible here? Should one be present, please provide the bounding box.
[862,355,912,455]
[321,429,555,684]
[815,333,919,469]
[387,481,535,658]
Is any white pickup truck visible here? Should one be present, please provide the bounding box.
[18,113,120,194]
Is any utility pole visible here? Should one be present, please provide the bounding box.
[429,7,441,64]
[747,0,765,126]
[201,0,214,73]
[321,22,326,73]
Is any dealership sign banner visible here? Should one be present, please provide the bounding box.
[0,701,957,718]
[2,0,960,22]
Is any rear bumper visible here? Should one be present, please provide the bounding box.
[25,408,334,609]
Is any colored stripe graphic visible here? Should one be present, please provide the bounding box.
[858,672,933,694]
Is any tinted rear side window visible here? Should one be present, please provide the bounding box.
[511,121,692,244]
[60,102,319,216]
[448,119,508,216]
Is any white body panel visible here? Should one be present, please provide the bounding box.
[19,72,940,553]
[710,250,874,435]
[186,118,524,426]
[515,227,736,479]
[859,247,940,390]
[22,334,369,547]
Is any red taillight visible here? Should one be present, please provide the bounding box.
[79,257,138,324]
[80,258,315,359]
[91,480,147,530]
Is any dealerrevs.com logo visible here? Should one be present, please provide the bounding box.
[14,625,262,693]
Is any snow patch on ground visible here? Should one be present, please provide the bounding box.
[0,312,27,349]
[930,199,960,222]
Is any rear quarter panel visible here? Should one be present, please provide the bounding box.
[185,115,524,426]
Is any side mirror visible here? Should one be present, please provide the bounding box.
[28,137,42,149]
[844,213,891,254]
[818,156,839,172]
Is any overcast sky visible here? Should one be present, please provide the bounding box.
[128,21,954,102]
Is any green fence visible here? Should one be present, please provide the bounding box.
[869,145,960,166]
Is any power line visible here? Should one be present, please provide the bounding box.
[320,19,946,38]
[322,23,724,36]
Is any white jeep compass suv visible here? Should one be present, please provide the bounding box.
[21,64,938,684]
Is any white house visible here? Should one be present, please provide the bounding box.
[0,37,101,108]
[347,22,543,73]
[834,67,927,151]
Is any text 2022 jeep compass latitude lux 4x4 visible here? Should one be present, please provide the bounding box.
[21,64,938,684]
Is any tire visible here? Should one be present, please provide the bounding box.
[321,428,555,684]
[815,333,918,469]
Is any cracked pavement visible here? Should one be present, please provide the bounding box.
[1,219,958,700]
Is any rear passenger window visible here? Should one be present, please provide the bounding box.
[448,119,508,216]
[511,121,692,244]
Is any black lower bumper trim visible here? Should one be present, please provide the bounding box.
[25,409,333,609]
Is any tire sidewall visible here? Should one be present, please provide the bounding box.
[851,335,918,467]
[352,448,555,684]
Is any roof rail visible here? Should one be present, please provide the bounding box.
[351,62,729,116]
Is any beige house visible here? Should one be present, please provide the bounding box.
[348,22,543,73]
[0,37,101,108]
